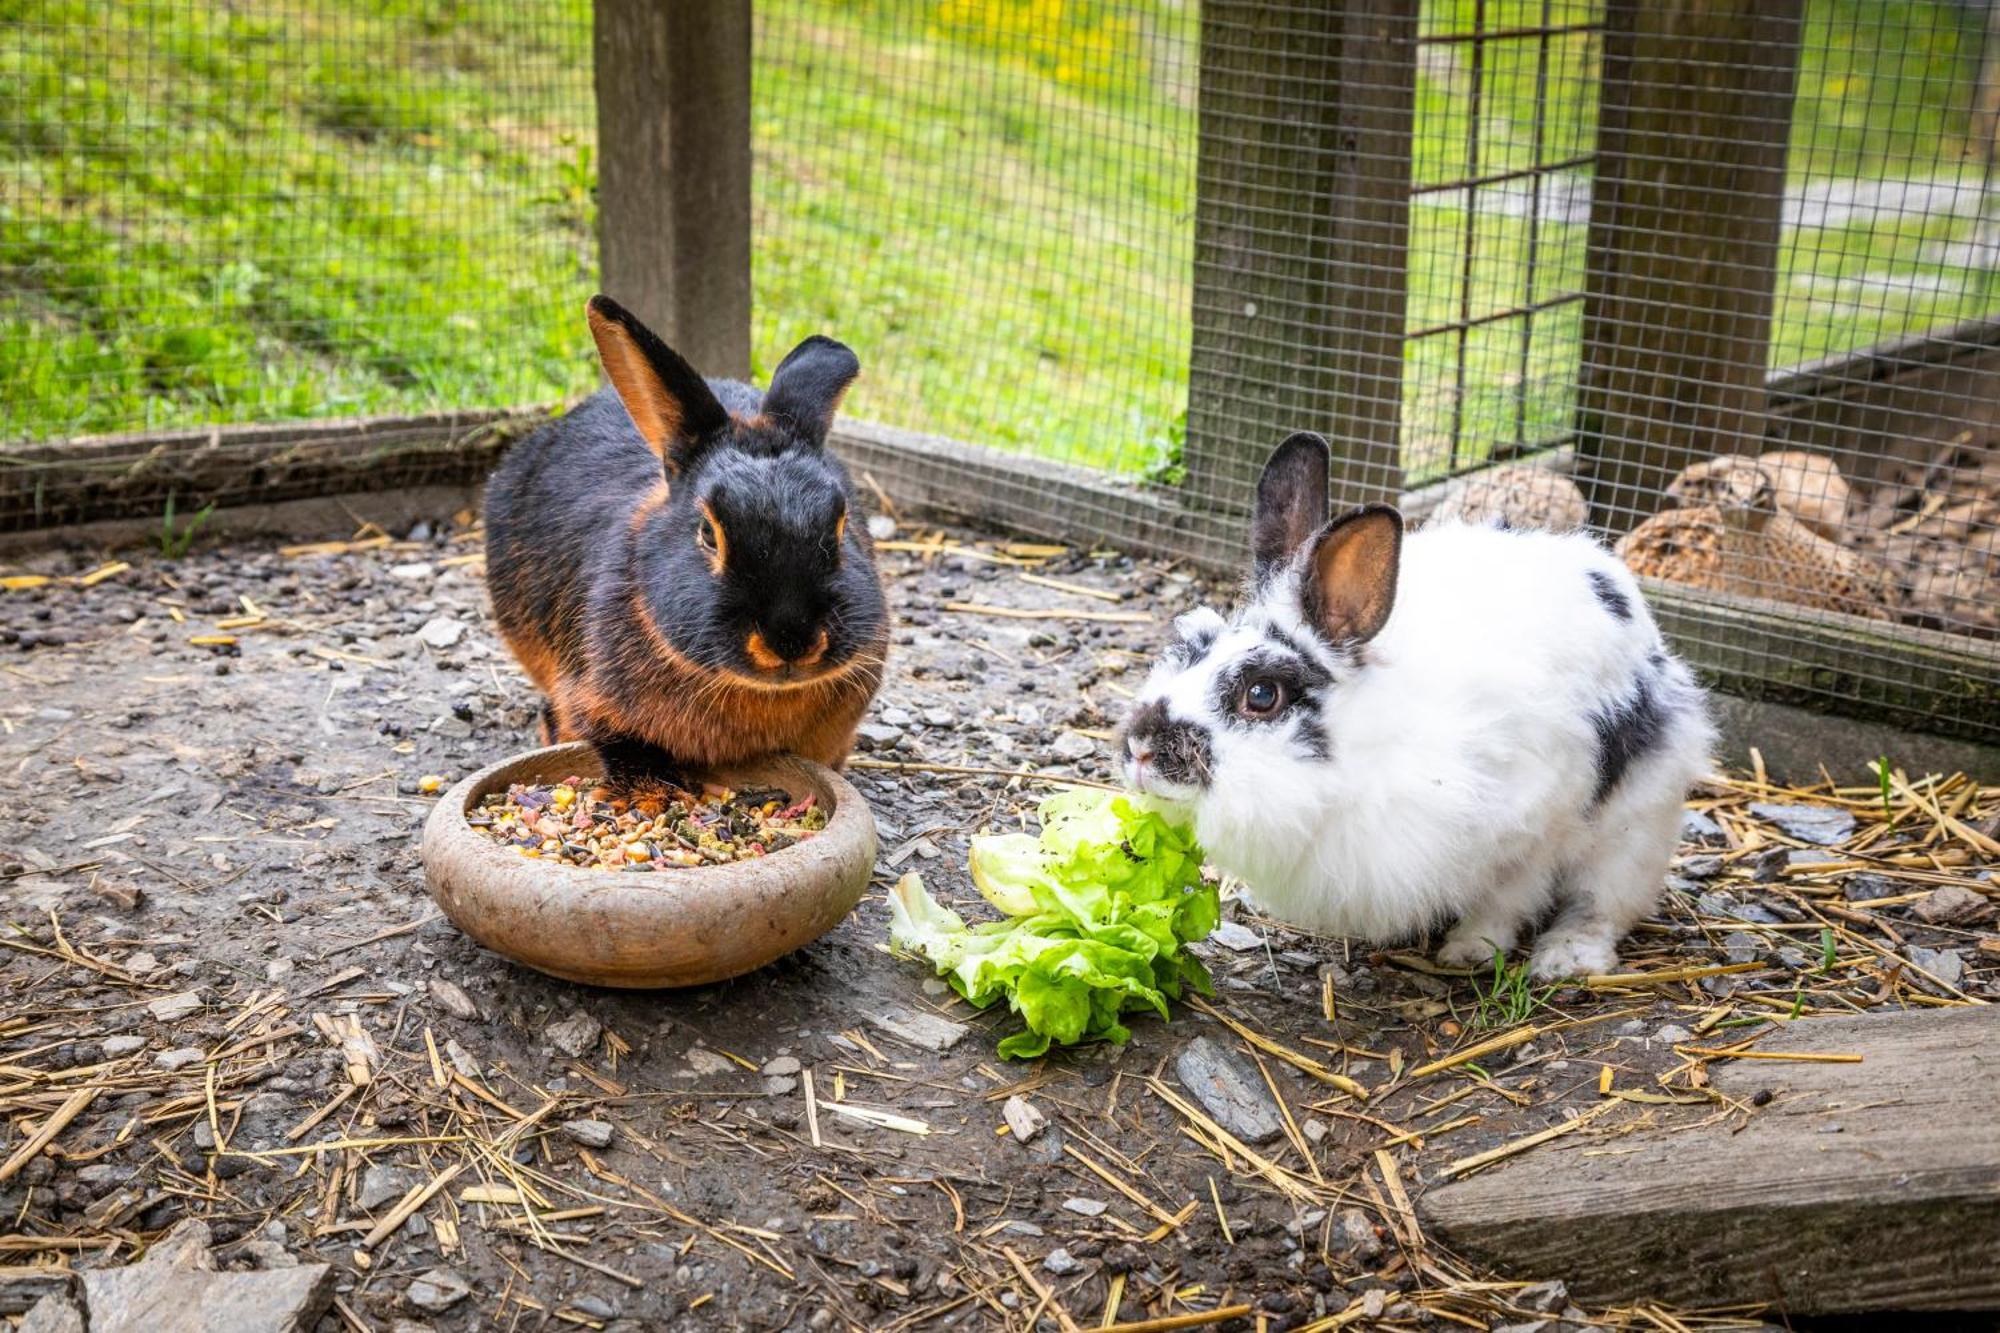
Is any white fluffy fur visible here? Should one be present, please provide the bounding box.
[1128,520,1714,979]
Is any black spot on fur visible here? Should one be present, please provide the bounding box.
[1294,711,1332,761]
[1587,570,1632,622]
[1122,699,1215,791]
[1590,670,1665,806]
[1165,621,1219,670]
[1268,623,1341,680]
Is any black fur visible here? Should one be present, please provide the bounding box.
[1207,643,1333,759]
[483,300,888,783]
[1589,669,1666,806]
[1163,620,1220,670]
[1251,432,1332,583]
[1121,698,1216,791]
[1586,570,1632,622]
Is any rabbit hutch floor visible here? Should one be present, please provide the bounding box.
[1,512,1996,1333]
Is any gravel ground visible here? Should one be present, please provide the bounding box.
[2,510,1995,1333]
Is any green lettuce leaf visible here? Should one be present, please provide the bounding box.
[886,788,1217,1058]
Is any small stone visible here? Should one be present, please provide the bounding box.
[762,1056,802,1077]
[1680,809,1724,842]
[1061,1198,1107,1217]
[1175,1036,1284,1144]
[102,1035,146,1058]
[866,1007,969,1053]
[763,1075,799,1095]
[866,514,897,541]
[1049,730,1096,762]
[1843,872,1898,902]
[405,1267,471,1312]
[148,991,204,1023]
[427,979,478,1020]
[559,1119,614,1149]
[1720,932,1764,965]
[1302,1118,1330,1144]
[922,708,954,728]
[1912,885,1986,926]
[152,1047,204,1071]
[855,722,903,751]
[879,707,914,728]
[416,617,464,650]
[545,1011,601,1059]
[684,1047,736,1077]
[1652,1024,1694,1044]
[571,1295,618,1319]
[359,1165,419,1211]
[1748,802,1856,846]
[264,958,294,983]
[1002,1095,1046,1144]
[18,1293,85,1333]
[1329,1208,1382,1263]
[1906,946,1965,987]
[239,1241,298,1270]
[389,562,435,581]
[1516,1279,1569,1313]
[1208,920,1263,952]
[1042,1248,1083,1277]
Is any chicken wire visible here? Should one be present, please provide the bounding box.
[1,0,599,454]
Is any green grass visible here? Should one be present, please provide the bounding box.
[4,0,1995,485]
[1463,948,1556,1030]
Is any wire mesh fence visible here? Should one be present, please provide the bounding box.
[1,0,599,448]
[3,0,1998,740]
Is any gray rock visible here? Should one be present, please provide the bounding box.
[1061,1197,1107,1217]
[152,1047,204,1071]
[1049,730,1097,762]
[1652,1024,1694,1045]
[1002,1095,1046,1144]
[922,708,954,728]
[1208,921,1263,953]
[763,1075,798,1095]
[879,707,914,728]
[1912,884,1986,925]
[545,1011,601,1059]
[102,1035,146,1058]
[1680,809,1724,842]
[1042,1247,1083,1277]
[560,1119,615,1149]
[1174,1036,1284,1145]
[1748,803,1855,846]
[429,714,473,740]
[405,1268,471,1313]
[78,1219,333,1333]
[855,723,903,751]
[1906,946,1965,988]
[238,1241,298,1270]
[683,1047,736,1077]
[1842,872,1899,902]
[147,991,204,1023]
[359,1165,419,1211]
[19,1293,85,1333]
[1328,1207,1382,1263]
[416,617,464,650]
[571,1295,619,1319]
[762,1055,802,1077]
[866,1007,969,1053]
[1517,1279,1569,1313]
[1720,932,1764,965]
[427,978,478,1020]
[3,1272,75,1319]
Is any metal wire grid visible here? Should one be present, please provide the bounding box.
[1,0,599,450]
[751,0,1197,482]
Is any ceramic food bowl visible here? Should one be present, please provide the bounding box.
[421,742,877,988]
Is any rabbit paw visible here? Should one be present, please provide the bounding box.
[1528,930,1617,981]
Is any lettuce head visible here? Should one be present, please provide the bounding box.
[888,789,1217,1058]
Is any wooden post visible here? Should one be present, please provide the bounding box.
[593,0,752,378]
[1575,0,1805,532]
[1186,0,1416,517]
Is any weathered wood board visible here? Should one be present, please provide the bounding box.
[1419,1005,2000,1314]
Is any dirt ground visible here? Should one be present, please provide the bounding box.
[2,508,1996,1333]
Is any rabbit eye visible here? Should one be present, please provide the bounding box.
[1240,677,1286,718]
[695,508,727,571]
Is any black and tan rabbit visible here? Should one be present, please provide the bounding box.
[484,295,889,790]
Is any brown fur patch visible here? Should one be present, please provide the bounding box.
[697,499,729,575]
[744,631,785,672]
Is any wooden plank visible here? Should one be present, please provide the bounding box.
[1420,1005,2000,1313]
[593,0,752,378]
[0,409,545,534]
[1186,0,1415,517]
[1575,0,1805,532]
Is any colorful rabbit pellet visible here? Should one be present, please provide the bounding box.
[468,777,827,870]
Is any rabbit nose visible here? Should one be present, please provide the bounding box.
[1127,736,1154,766]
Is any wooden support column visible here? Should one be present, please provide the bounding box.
[593,0,752,378]
[1575,0,1804,532]
[1186,0,1416,517]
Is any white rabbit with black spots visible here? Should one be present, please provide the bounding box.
[1121,433,1713,980]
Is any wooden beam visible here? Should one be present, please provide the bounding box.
[1420,1005,2000,1314]
[593,0,752,378]
[1186,0,1415,517]
[1575,0,1805,532]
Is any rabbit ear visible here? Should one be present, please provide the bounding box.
[1304,504,1402,646]
[585,295,729,473]
[763,335,861,446]
[1252,432,1332,580]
